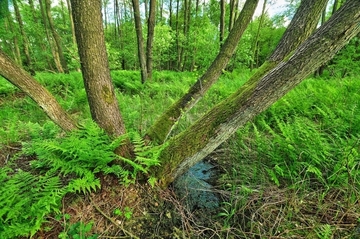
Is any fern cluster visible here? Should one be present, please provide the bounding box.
[0,120,161,238]
[234,78,360,191]
[0,169,64,238]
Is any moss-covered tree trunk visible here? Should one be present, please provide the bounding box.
[70,0,128,144]
[154,0,360,187]
[146,0,328,144]
[0,50,77,131]
[146,0,259,143]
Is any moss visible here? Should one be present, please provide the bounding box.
[102,85,114,104]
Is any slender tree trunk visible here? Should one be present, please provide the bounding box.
[220,0,226,46]
[6,14,22,65]
[229,0,239,31]
[29,0,53,70]
[190,0,200,71]
[0,50,77,131]
[175,0,180,70]
[44,0,69,73]
[66,0,77,47]
[250,0,267,71]
[146,0,259,143]
[13,0,34,75]
[70,0,129,153]
[178,0,189,70]
[132,0,148,83]
[146,0,156,80]
[154,0,360,187]
[39,0,63,72]
[181,0,192,71]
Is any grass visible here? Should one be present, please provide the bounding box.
[0,70,359,238]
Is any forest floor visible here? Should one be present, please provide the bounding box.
[1,143,359,238]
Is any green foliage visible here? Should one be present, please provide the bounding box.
[113,206,133,220]
[0,170,65,238]
[59,219,98,239]
[24,120,161,186]
[218,76,359,238]
[0,118,162,238]
[236,78,360,189]
[330,37,360,78]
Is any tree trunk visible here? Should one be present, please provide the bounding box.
[0,50,77,131]
[229,0,239,31]
[66,0,77,47]
[146,0,259,143]
[154,0,360,187]
[220,0,226,46]
[146,0,156,80]
[146,0,327,146]
[13,0,34,75]
[250,0,267,71]
[44,0,69,73]
[39,0,63,72]
[70,0,129,148]
[5,12,22,65]
[132,0,148,83]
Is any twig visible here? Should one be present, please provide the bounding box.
[89,197,140,239]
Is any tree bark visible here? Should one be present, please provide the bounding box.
[220,0,226,46]
[132,0,148,83]
[44,0,69,73]
[146,0,259,143]
[0,50,77,131]
[154,0,360,187]
[70,0,128,144]
[146,0,156,80]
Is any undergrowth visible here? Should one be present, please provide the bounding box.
[0,71,359,238]
[219,77,360,238]
[0,120,161,238]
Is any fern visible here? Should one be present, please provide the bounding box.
[0,170,64,238]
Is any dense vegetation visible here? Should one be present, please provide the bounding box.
[0,68,359,238]
[1,0,360,238]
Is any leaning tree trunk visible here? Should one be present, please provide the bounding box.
[146,0,328,144]
[0,49,77,131]
[146,0,258,143]
[154,0,360,187]
[132,0,148,83]
[70,0,129,151]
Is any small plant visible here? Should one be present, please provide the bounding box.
[59,221,98,239]
[113,206,133,220]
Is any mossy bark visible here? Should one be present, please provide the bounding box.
[146,0,328,144]
[0,50,77,132]
[155,0,360,187]
[146,0,259,143]
[70,0,127,140]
